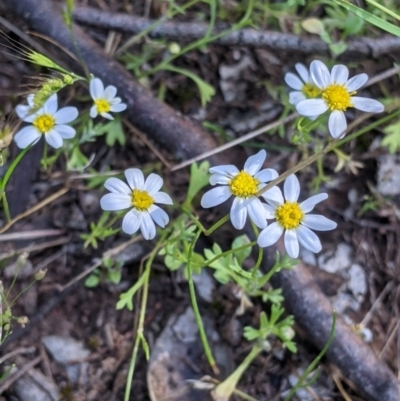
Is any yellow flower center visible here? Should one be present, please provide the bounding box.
[33,114,55,134]
[322,84,354,111]
[95,99,111,114]
[131,189,154,211]
[301,83,320,98]
[275,202,304,230]
[229,171,259,198]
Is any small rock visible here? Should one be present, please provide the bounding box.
[318,243,352,274]
[12,365,59,401]
[113,242,146,264]
[377,154,400,196]
[347,263,367,302]
[42,336,90,384]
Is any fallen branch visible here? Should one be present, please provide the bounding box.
[72,6,400,59]
[3,1,400,400]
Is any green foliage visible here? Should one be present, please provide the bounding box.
[116,271,147,310]
[159,218,205,273]
[81,212,120,248]
[185,160,210,206]
[85,257,124,288]
[244,306,297,352]
[382,119,400,153]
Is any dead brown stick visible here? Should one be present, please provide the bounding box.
[72,6,400,59]
[3,1,400,400]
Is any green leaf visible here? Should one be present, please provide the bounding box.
[93,117,126,146]
[231,235,252,265]
[116,273,146,310]
[85,274,100,288]
[186,161,210,205]
[332,0,400,36]
[162,65,216,106]
[382,119,400,153]
[108,270,122,285]
[67,147,89,172]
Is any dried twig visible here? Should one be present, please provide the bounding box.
[73,6,400,59]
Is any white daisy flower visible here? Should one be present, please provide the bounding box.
[14,93,78,149]
[100,169,173,240]
[296,60,384,139]
[257,174,337,259]
[284,63,321,105]
[200,150,279,230]
[89,78,127,120]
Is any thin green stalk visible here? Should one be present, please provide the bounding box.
[146,0,254,75]
[284,312,337,401]
[0,146,31,223]
[212,343,263,399]
[124,235,168,401]
[205,214,230,236]
[116,0,200,56]
[362,0,400,23]
[187,229,219,374]
[250,222,263,277]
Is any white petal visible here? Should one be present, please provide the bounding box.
[144,173,163,195]
[110,103,127,113]
[257,222,283,248]
[14,126,41,148]
[54,107,78,124]
[209,173,231,185]
[104,177,131,194]
[153,191,173,205]
[55,125,76,139]
[295,63,310,83]
[289,91,306,105]
[346,73,368,91]
[140,212,156,240]
[230,197,248,229]
[255,168,278,183]
[16,105,31,119]
[263,203,276,219]
[209,165,239,177]
[352,97,384,113]
[100,112,114,120]
[201,186,231,208]
[310,60,331,88]
[149,205,169,228]
[296,99,328,117]
[300,193,328,213]
[284,174,300,202]
[27,94,35,107]
[45,129,63,149]
[100,193,131,210]
[284,72,304,90]
[104,85,117,100]
[284,230,299,258]
[90,78,104,99]
[90,105,98,118]
[302,215,337,231]
[328,110,347,139]
[125,168,145,190]
[296,225,322,253]
[331,65,349,84]
[244,150,266,175]
[122,210,141,235]
[247,197,268,229]
[110,97,122,105]
[43,94,58,115]
[261,186,284,206]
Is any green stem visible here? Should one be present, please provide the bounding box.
[205,213,230,236]
[187,229,219,374]
[0,146,31,223]
[212,343,263,399]
[124,234,168,401]
[284,312,337,401]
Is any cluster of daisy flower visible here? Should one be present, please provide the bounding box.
[101,149,336,258]
[285,60,384,138]
[13,77,127,149]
